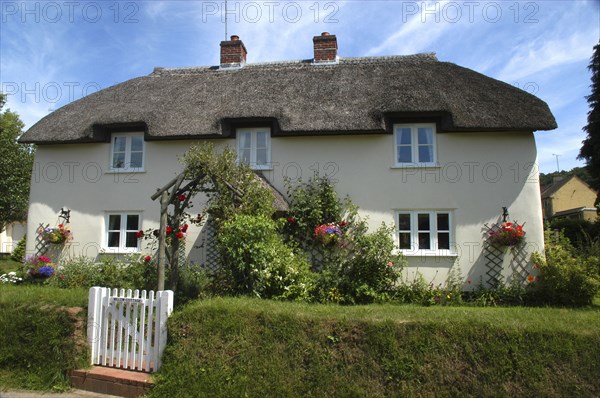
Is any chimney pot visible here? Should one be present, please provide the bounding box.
[321,32,330,36]
[231,35,239,41]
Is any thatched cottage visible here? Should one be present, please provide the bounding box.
[20,33,556,285]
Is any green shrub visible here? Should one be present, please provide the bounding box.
[548,218,600,249]
[531,230,600,306]
[175,265,211,305]
[218,214,313,300]
[10,234,26,262]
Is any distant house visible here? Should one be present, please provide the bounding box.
[19,33,557,285]
[541,175,598,221]
[0,222,26,255]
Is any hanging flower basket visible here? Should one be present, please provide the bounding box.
[314,223,342,245]
[487,221,525,247]
[41,224,72,244]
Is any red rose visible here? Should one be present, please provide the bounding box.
[58,224,64,228]
[166,226,173,234]
[176,231,184,239]
[287,217,296,223]
[340,221,347,227]
[144,255,151,262]
[178,194,186,202]
[180,224,189,232]
[135,230,144,239]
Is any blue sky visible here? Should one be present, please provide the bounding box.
[0,0,598,173]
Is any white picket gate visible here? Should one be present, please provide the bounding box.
[87,287,174,372]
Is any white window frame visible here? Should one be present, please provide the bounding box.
[104,212,142,253]
[236,127,271,170]
[109,132,145,172]
[395,210,455,256]
[393,123,438,167]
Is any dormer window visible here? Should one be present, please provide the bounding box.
[236,127,271,170]
[394,123,437,167]
[110,133,145,172]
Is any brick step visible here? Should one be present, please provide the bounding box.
[70,367,154,398]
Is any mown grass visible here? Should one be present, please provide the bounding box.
[0,285,89,391]
[0,258,21,274]
[151,297,600,398]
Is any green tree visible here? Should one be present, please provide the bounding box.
[578,43,600,193]
[0,93,34,232]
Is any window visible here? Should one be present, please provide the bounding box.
[394,124,437,166]
[396,210,453,255]
[105,212,141,252]
[236,127,271,170]
[110,133,145,171]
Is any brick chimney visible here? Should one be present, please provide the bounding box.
[313,32,338,63]
[220,35,247,68]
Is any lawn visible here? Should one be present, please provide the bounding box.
[0,258,21,274]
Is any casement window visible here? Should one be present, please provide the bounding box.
[394,124,437,167]
[110,133,145,171]
[105,212,141,252]
[396,210,453,255]
[236,127,271,170]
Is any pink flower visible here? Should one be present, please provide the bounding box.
[388,261,393,267]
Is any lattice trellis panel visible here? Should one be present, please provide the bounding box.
[483,243,505,288]
[199,218,220,273]
[510,243,530,283]
[34,223,49,257]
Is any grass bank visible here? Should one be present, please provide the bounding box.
[152,298,600,398]
[0,286,89,391]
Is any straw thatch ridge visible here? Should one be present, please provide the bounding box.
[20,54,556,144]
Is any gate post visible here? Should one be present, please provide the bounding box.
[87,287,106,365]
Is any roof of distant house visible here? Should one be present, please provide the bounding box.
[20,44,557,144]
[541,175,597,200]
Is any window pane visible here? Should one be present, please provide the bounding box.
[131,136,143,151]
[113,136,126,152]
[418,233,430,249]
[256,131,268,148]
[418,214,430,230]
[398,146,412,163]
[418,145,433,163]
[437,213,449,231]
[113,153,125,168]
[438,232,450,250]
[239,132,251,149]
[126,215,139,231]
[256,148,268,165]
[398,214,411,230]
[417,128,433,144]
[108,215,121,230]
[399,233,411,249]
[396,128,412,145]
[240,148,251,164]
[125,232,138,248]
[130,152,143,168]
[108,232,120,247]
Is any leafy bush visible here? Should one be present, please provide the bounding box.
[284,176,405,304]
[548,218,600,249]
[531,230,600,306]
[10,234,26,262]
[46,255,158,291]
[218,214,313,300]
[175,265,211,305]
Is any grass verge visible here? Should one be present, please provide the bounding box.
[0,258,21,274]
[0,286,89,391]
[151,298,600,398]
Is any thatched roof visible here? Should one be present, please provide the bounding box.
[20,54,556,144]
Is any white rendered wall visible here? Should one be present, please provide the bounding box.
[26,131,543,285]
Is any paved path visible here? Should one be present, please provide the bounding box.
[0,390,120,398]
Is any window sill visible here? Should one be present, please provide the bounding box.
[390,163,440,169]
[106,169,146,174]
[398,250,458,257]
[102,248,141,254]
